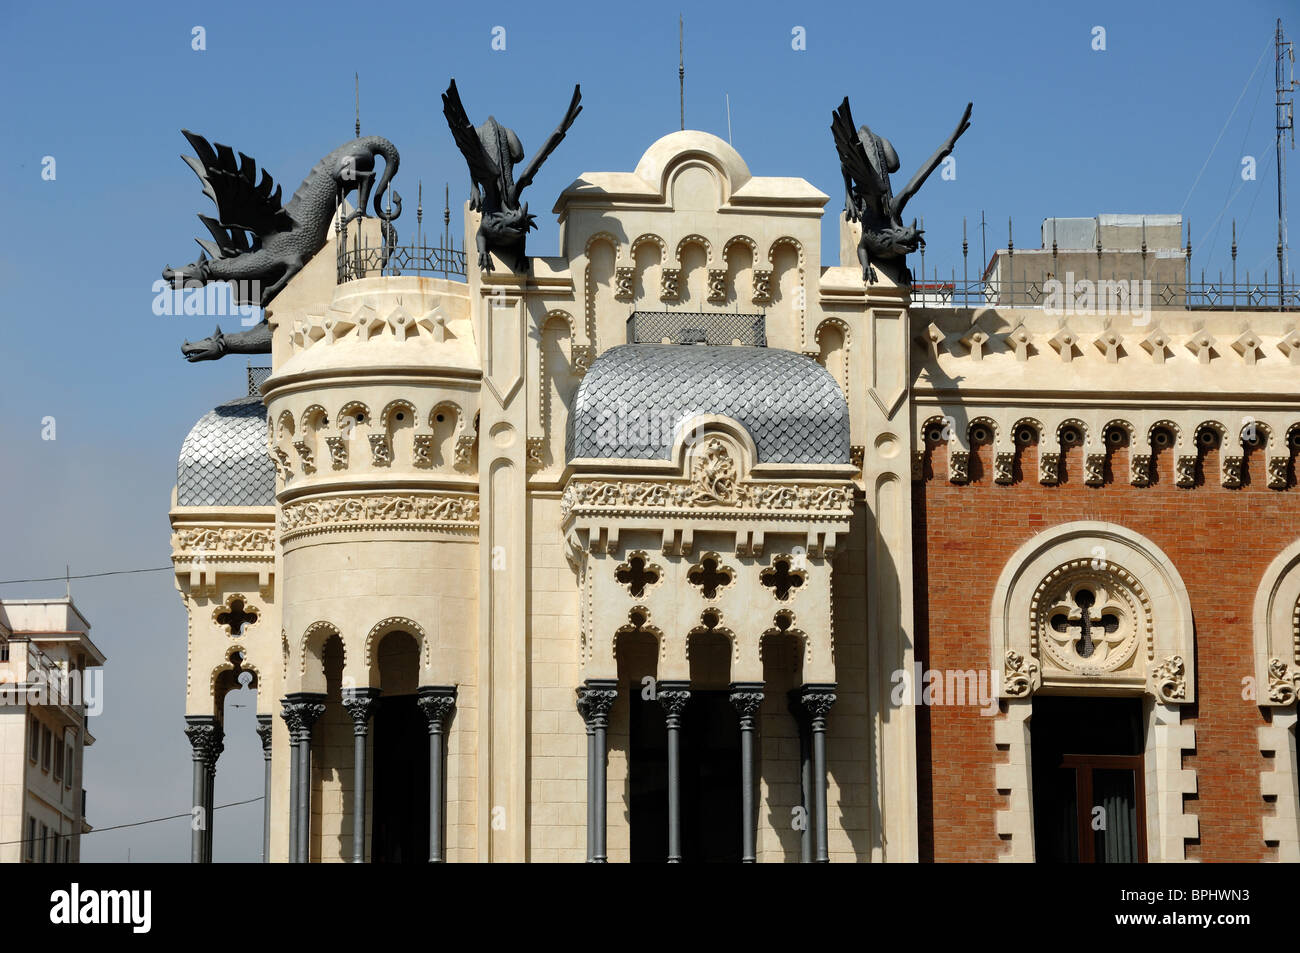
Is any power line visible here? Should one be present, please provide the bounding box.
[0,567,172,586]
[0,796,264,847]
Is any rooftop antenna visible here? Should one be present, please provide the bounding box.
[355,72,361,138]
[726,93,733,145]
[1275,19,1297,283]
[679,15,685,131]
[65,564,70,599]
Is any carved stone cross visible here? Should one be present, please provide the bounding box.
[760,558,805,601]
[688,556,733,599]
[217,598,259,637]
[615,554,660,597]
[1050,589,1118,659]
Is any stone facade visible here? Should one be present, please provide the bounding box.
[169,128,1300,862]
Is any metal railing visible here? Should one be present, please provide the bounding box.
[627,311,768,346]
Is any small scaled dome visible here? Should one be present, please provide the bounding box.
[177,395,276,507]
[567,345,850,465]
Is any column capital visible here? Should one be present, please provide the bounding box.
[342,687,382,736]
[280,692,327,742]
[255,714,273,754]
[183,716,221,765]
[416,685,458,734]
[729,682,765,729]
[799,683,838,727]
[656,680,691,727]
[577,679,618,730]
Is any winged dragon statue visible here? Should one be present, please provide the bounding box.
[831,98,972,285]
[163,132,401,361]
[442,79,582,273]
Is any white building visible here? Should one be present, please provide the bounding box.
[0,598,105,862]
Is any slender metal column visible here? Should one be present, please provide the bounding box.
[342,688,381,863]
[255,716,273,863]
[730,683,764,863]
[203,724,223,863]
[800,684,837,864]
[280,702,300,862]
[576,691,595,862]
[417,686,457,863]
[282,693,326,863]
[182,717,218,864]
[656,680,691,863]
[577,680,618,863]
[787,690,812,863]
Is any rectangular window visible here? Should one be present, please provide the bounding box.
[63,837,70,863]
[52,740,62,783]
[64,745,73,789]
[28,716,39,762]
[24,817,35,861]
[39,824,48,863]
[0,641,9,661]
[41,726,51,772]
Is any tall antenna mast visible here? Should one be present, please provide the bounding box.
[679,16,685,131]
[1276,19,1297,282]
[726,93,733,145]
[355,72,361,138]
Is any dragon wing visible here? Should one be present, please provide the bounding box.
[442,80,500,188]
[830,98,888,201]
[509,84,583,206]
[894,101,973,216]
[179,130,293,253]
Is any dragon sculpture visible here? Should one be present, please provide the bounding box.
[831,98,972,285]
[163,131,401,361]
[442,79,582,273]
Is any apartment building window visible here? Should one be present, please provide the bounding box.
[41,725,51,772]
[0,640,9,661]
[28,716,39,762]
[52,740,62,782]
[63,837,71,863]
[24,817,35,861]
[39,824,48,862]
[64,745,73,789]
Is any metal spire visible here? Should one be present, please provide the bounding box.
[679,16,685,131]
[355,72,361,138]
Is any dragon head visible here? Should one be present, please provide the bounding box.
[180,325,227,363]
[162,250,212,288]
[881,219,924,257]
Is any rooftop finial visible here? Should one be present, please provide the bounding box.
[355,72,361,138]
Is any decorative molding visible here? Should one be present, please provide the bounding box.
[1149,654,1186,702]
[526,436,545,473]
[707,268,728,303]
[614,265,635,301]
[751,268,773,305]
[454,434,477,471]
[561,477,853,522]
[280,493,479,537]
[1268,657,1300,705]
[1002,650,1041,697]
[993,450,1015,485]
[325,436,348,470]
[660,267,681,301]
[174,527,273,553]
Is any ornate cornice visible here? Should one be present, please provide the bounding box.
[280,492,479,539]
[173,527,274,554]
[561,477,853,523]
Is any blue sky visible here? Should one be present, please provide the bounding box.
[0,0,1293,860]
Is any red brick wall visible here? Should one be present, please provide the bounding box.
[914,433,1295,862]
